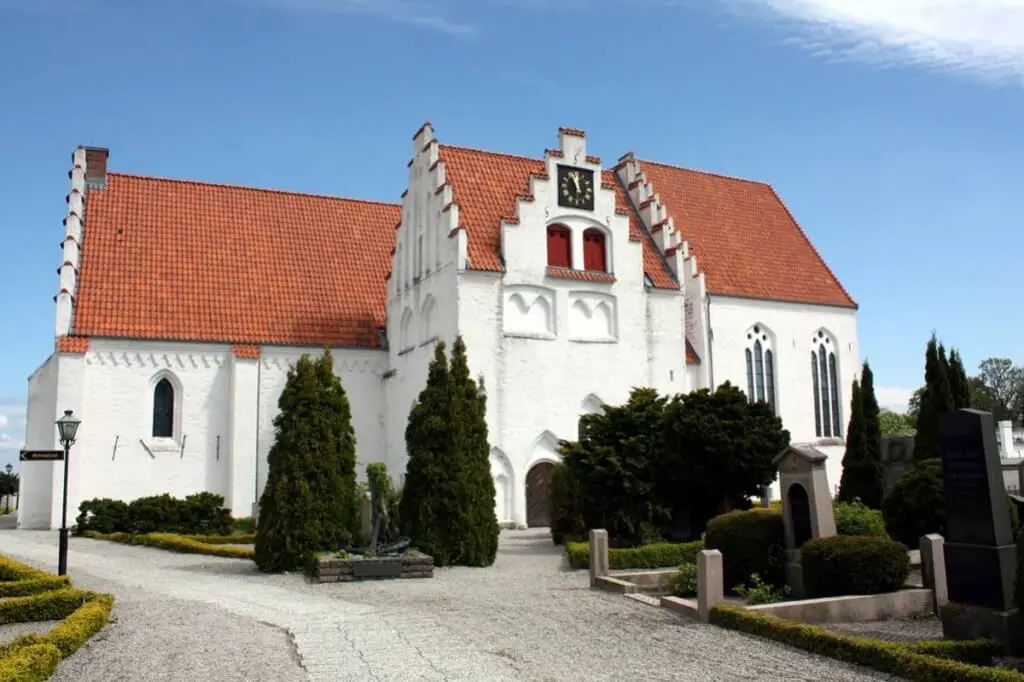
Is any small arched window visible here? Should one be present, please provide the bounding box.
[744,325,777,414]
[582,228,607,272]
[810,330,842,438]
[546,224,572,268]
[152,378,175,438]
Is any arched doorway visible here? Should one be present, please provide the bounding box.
[525,462,555,528]
[787,482,812,548]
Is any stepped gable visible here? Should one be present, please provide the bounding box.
[72,172,400,347]
[636,160,856,308]
[437,144,679,290]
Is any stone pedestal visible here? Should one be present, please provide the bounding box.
[919,534,948,614]
[784,549,805,599]
[589,529,609,588]
[941,603,1024,655]
[697,549,723,622]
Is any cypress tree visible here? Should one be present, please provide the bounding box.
[948,348,972,410]
[449,336,499,566]
[401,343,459,565]
[914,335,955,462]
[254,350,358,573]
[859,362,884,508]
[838,380,870,504]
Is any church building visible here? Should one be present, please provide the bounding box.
[19,124,858,530]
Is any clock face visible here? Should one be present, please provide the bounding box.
[557,165,595,211]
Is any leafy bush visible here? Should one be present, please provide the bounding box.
[669,563,698,597]
[564,540,704,570]
[84,531,254,560]
[75,492,232,536]
[0,555,70,598]
[704,508,785,590]
[549,462,584,546]
[0,643,62,682]
[834,500,887,537]
[881,459,945,547]
[710,605,1014,681]
[733,573,789,605]
[801,535,910,597]
[365,462,401,542]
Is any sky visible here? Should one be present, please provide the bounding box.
[1,0,1022,471]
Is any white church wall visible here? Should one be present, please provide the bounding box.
[70,340,232,524]
[255,347,388,503]
[708,296,859,498]
[19,354,59,529]
[456,130,686,527]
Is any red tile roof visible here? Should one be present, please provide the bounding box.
[72,173,400,347]
[56,336,89,353]
[437,145,678,290]
[637,161,856,308]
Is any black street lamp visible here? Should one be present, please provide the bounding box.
[55,409,81,576]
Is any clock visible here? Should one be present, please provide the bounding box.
[557,165,595,211]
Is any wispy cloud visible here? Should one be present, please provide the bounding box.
[876,385,915,414]
[719,0,1024,83]
[233,0,478,35]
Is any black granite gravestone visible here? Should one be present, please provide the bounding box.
[939,409,1016,612]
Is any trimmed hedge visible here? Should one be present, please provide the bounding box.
[0,555,71,598]
[709,605,1021,681]
[0,588,98,625]
[801,535,910,597]
[704,508,785,589]
[185,533,256,545]
[565,540,703,570]
[0,643,62,682]
[76,492,232,536]
[84,531,255,559]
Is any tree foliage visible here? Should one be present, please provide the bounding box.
[971,358,1024,424]
[913,334,954,462]
[254,350,359,573]
[559,382,790,546]
[400,338,498,567]
[879,409,915,437]
[946,348,971,410]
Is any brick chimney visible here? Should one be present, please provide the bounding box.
[84,147,109,189]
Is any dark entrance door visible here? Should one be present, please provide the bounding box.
[526,462,555,528]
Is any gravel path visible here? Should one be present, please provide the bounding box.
[0,528,898,681]
[0,619,60,645]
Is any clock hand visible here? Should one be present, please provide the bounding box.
[572,173,581,193]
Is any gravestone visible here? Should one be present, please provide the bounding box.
[774,445,838,598]
[938,409,1023,653]
[880,436,915,499]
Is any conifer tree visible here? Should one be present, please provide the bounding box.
[400,343,458,565]
[947,348,972,410]
[914,335,955,462]
[449,336,499,566]
[254,350,358,573]
[838,380,870,504]
[857,362,884,507]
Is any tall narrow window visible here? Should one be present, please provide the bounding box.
[744,325,777,414]
[152,378,175,438]
[547,225,572,268]
[811,330,841,438]
[582,228,607,272]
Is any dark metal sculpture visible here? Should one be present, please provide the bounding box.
[342,475,410,557]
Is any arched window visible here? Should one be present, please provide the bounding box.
[152,378,175,438]
[743,325,776,413]
[810,330,842,438]
[546,224,572,268]
[582,228,607,272]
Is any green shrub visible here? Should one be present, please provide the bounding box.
[669,563,698,597]
[710,605,1018,681]
[75,492,232,536]
[834,500,887,537]
[231,517,255,534]
[801,535,910,597]
[0,588,96,625]
[882,459,945,547]
[549,462,584,546]
[0,576,71,598]
[733,573,789,605]
[564,540,704,570]
[704,508,785,590]
[0,642,62,682]
[365,462,401,541]
[185,533,255,545]
[84,531,254,559]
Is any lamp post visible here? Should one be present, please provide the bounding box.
[55,410,81,576]
[2,463,11,513]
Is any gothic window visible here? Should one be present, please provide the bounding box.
[744,325,777,413]
[546,224,572,268]
[811,330,842,438]
[152,378,175,439]
[582,228,607,272]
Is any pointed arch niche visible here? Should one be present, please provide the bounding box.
[399,307,414,351]
[503,284,556,340]
[568,291,617,342]
[526,430,561,528]
[419,294,436,342]
[490,447,514,524]
[578,394,606,440]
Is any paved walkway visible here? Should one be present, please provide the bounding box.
[0,528,896,681]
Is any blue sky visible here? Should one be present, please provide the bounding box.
[1,0,1022,470]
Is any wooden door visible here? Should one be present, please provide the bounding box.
[525,462,554,528]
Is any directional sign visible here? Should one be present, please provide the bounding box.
[19,449,65,462]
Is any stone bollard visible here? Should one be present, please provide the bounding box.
[589,529,609,588]
[359,491,373,541]
[920,534,948,614]
[697,549,724,623]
